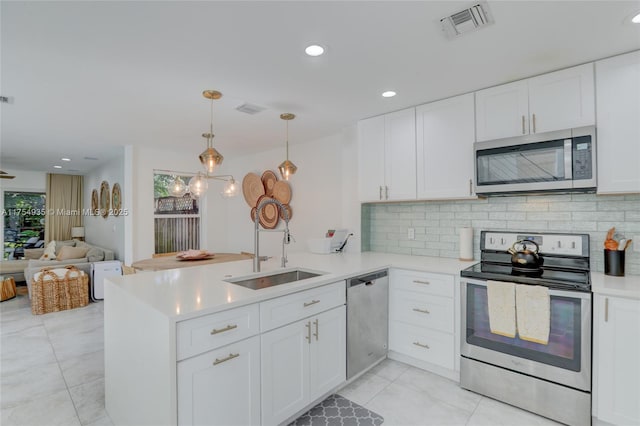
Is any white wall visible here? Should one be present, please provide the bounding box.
[0,169,46,193]
[339,125,361,251]
[84,152,125,260]
[128,145,229,262]
[220,126,361,259]
[126,126,360,264]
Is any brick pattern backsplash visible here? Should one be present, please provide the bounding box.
[362,194,640,275]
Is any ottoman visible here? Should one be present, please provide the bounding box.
[1,276,17,302]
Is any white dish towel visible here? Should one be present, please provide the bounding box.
[487,280,516,338]
[515,284,550,345]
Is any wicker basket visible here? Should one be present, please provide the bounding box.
[31,266,89,315]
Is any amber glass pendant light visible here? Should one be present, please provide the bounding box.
[278,113,297,180]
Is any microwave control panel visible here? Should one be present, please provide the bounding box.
[572,136,593,180]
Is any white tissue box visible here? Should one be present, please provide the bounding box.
[307,238,332,254]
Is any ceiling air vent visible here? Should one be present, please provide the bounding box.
[235,103,266,115]
[441,2,494,39]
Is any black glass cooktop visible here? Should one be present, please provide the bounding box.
[461,262,591,292]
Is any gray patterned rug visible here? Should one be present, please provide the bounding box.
[288,394,384,426]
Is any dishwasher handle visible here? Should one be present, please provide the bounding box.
[349,270,388,287]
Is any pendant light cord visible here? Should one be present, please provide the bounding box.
[286,120,289,160]
[209,97,214,149]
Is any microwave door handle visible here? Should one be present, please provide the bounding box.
[564,139,572,180]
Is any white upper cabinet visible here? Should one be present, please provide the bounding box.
[358,115,386,202]
[528,63,595,133]
[384,108,418,201]
[596,51,640,194]
[358,108,416,202]
[476,80,529,141]
[475,63,595,141]
[416,93,476,199]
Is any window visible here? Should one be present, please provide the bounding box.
[153,173,200,254]
[3,192,46,259]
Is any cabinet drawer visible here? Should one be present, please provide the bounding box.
[391,269,454,298]
[260,281,345,332]
[177,304,260,361]
[390,289,454,333]
[389,321,454,370]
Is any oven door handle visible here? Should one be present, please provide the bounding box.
[460,278,591,300]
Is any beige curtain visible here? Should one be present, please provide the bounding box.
[45,174,83,242]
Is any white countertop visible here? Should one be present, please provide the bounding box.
[106,252,476,321]
[106,251,640,320]
[591,271,640,299]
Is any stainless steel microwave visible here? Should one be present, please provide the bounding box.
[474,126,596,195]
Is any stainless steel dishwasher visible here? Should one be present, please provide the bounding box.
[346,270,389,380]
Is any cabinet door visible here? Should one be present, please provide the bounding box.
[177,336,260,426]
[261,319,310,426]
[475,80,529,141]
[528,63,595,134]
[309,306,346,397]
[358,116,386,202]
[416,93,476,199]
[384,108,417,200]
[596,51,640,194]
[595,295,640,425]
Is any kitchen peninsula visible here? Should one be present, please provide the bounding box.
[104,252,473,426]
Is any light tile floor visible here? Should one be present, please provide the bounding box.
[1,291,560,426]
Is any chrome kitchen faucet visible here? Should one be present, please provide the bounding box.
[253,198,292,272]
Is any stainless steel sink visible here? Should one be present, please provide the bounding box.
[225,269,323,290]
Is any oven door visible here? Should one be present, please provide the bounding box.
[461,278,591,391]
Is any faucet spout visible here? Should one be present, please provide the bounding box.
[253,198,291,272]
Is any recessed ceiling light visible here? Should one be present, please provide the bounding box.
[61,157,71,162]
[382,91,397,98]
[53,165,62,169]
[305,45,325,57]
[632,12,640,23]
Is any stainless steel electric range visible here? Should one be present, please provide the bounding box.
[460,231,591,426]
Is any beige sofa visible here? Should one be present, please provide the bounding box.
[23,241,115,298]
[0,259,29,282]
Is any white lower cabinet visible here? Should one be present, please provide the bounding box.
[177,336,261,426]
[261,305,346,426]
[594,294,640,425]
[389,269,456,375]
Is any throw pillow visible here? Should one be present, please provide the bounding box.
[40,241,57,260]
[86,247,105,262]
[24,248,45,260]
[75,241,90,249]
[54,239,77,256]
[57,245,90,261]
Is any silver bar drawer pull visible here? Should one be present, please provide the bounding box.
[314,319,319,341]
[413,280,430,285]
[304,299,320,307]
[412,308,430,314]
[213,353,239,365]
[210,324,238,335]
[413,341,430,349]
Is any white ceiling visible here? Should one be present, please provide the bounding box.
[1,1,639,173]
